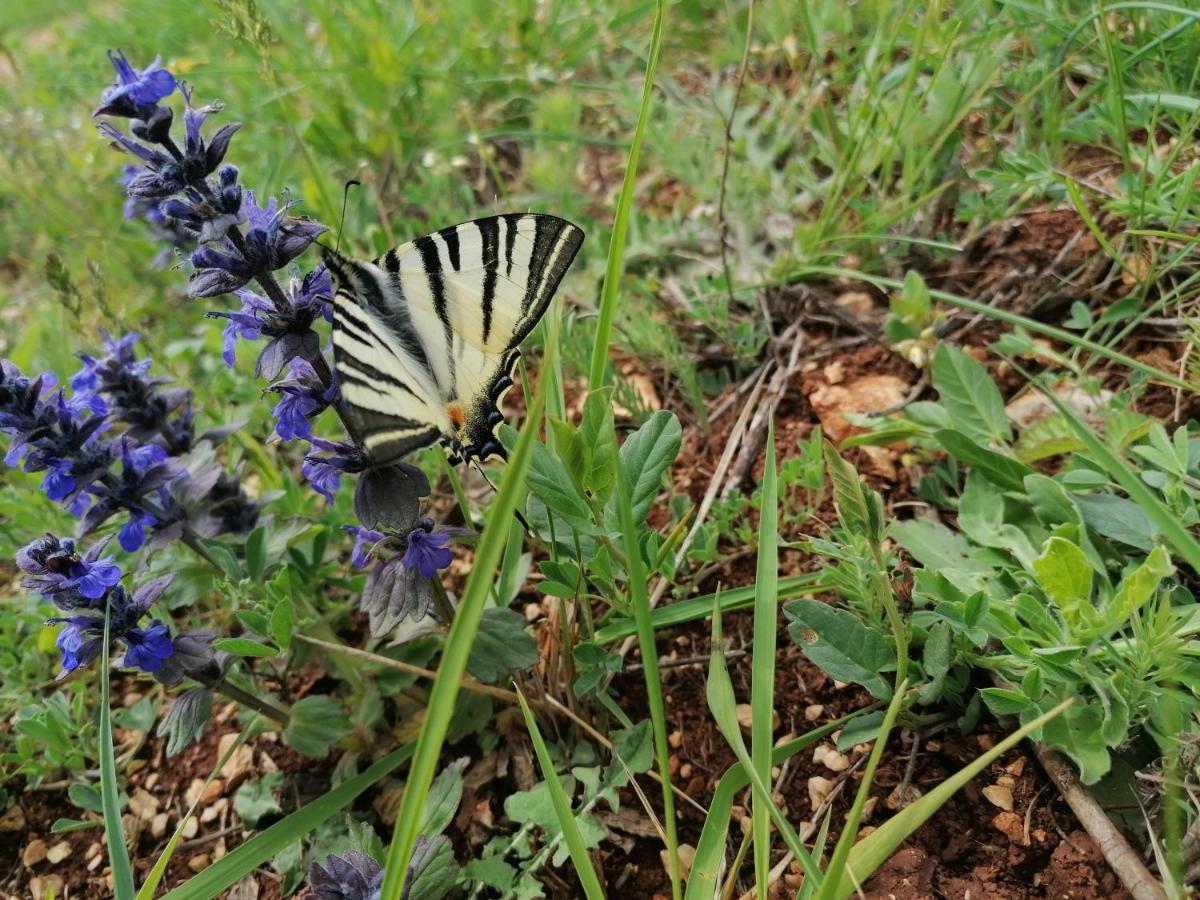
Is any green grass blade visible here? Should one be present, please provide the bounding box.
[685,711,869,900]
[161,745,413,900]
[813,679,908,900]
[515,689,606,900]
[379,357,551,900]
[1014,363,1200,572]
[794,267,1192,391]
[707,601,823,886]
[751,420,778,892]
[612,418,682,900]
[593,572,833,643]
[586,0,666,390]
[99,614,136,900]
[831,700,1071,897]
[137,716,259,900]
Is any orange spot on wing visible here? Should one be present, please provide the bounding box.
[447,403,465,429]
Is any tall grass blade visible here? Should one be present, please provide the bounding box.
[515,688,606,900]
[707,601,823,886]
[586,0,666,390]
[831,700,1071,897]
[612,418,682,899]
[751,420,778,892]
[161,745,412,900]
[99,614,136,900]
[378,353,552,900]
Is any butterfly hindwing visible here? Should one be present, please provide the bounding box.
[324,213,584,464]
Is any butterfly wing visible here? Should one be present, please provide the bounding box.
[325,213,584,464]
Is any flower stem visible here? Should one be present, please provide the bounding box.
[209,675,290,725]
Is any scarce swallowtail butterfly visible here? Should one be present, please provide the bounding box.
[320,214,584,466]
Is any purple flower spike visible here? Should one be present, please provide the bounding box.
[270,357,337,441]
[48,616,105,677]
[343,525,385,569]
[402,526,453,578]
[123,621,175,673]
[94,50,177,119]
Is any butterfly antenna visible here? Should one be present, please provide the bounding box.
[335,179,360,255]
[472,458,532,531]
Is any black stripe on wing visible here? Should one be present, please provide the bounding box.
[506,216,584,350]
[413,235,457,392]
[477,217,500,343]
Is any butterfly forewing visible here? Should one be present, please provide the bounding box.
[325,213,584,465]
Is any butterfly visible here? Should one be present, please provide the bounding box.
[320,214,584,466]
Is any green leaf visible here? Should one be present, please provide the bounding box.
[270,598,296,651]
[465,607,538,682]
[421,758,468,836]
[580,388,617,505]
[245,525,268,581]
[822,442,869,535]
[281,696,351,758]
[212,637,278,658]
[606,411,682,524]
[527,440,598,534]
[51,818,100,834]
[980,688,1031,716]
[934,430,1031,491]
[931,343,1011,444]
[785,600,895,699]
[1036,701,1110,783]
[1074,493,1157,550]
[1105,545,1173,631]
[234,773,283,827]
[201,540,242,580]
[889,519,990,576]
[69,782,103,813]
[834,711,886,752]
[1032,537,1101,636]
[403,836,458,900]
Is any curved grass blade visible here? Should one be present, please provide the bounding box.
[831,700,1071,897]
[751,421,778,892]
[685,711,870,900]
[161,744,412,900]
[99,614,136,900]
[612,417,682,899]
[378,351,552,900]
[515,688,606,900]
[587,0,667,389]
[137,716,260,899]
[707,601,823,886]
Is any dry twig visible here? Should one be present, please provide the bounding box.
[1033,741,1167,900]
